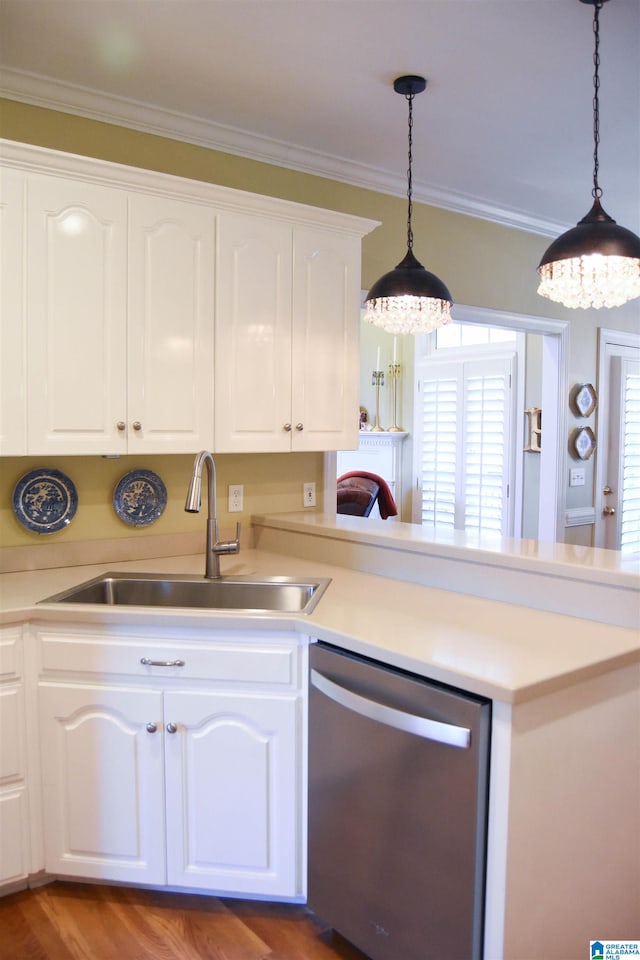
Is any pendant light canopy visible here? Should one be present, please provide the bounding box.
[364,75,453,335]
[537,0,640,309]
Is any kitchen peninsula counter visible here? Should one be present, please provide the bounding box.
[0,520,638,705]
[1,513,638,959]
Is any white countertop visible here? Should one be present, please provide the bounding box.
[2,541,638,705]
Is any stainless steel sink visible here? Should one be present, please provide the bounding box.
[41,572,331,614]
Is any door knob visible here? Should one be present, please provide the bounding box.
[603,506,616,516]
[603,485,613,495]
[166,722,178,734]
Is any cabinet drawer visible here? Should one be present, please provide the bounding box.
[38,629,301,688]
[0,627,23,681]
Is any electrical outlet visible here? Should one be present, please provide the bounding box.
[569,468,586,487]
[228,484,244,512]
[303,482,316,507]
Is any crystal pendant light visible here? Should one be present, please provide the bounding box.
[364,75,453,335]
[537,0,640,309]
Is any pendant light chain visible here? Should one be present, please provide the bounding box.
[591,0,603,199]
[406,90,415,252]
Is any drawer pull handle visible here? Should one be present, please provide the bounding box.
[166,722,178,734]
[140,657,185,668]
[145,722,158,734]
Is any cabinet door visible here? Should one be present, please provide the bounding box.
[26,175,128,454]
[127,195,215,452]
[39,683,165,884]
[164,690,300,897]
[291,227,361,451]
[0,686,28,887]
[0,169,26,455]
[215,212,293,452]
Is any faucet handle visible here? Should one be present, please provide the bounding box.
[214,521,241,556]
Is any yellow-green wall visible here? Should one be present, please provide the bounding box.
[1,452,323,548]
[2,98,637,549]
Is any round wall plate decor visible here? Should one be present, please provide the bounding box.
[113,469,167,527]
[13,468,78,534]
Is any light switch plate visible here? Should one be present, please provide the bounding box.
[569,468,586,487]
[303,482,316,507]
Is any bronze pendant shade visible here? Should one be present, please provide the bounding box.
[537,0,640,309]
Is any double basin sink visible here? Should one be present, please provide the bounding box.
[42,571,331,615]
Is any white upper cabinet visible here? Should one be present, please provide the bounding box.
[127,195,215,453]
[25,178,215,455]
[26,175,129,455]
[215,215,362,452]
[291,227,361,452]
[1,140,377,456]
[214,213,293,452]
[0,169,26,455]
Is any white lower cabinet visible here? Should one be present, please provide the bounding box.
[37,627,305,898]
[0,626,29,888]
[39,683,165,885]
[164,689,297,894]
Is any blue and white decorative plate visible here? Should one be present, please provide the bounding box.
[113,470,167,527]
[13,468,78,534]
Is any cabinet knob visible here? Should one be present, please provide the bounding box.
[603,506,616,516]
[145,722,158,734]
[283,423,292,432]
[295,422,304,431]
[116,421,126,432]
[132,421,143,432]
[166,722,178,734]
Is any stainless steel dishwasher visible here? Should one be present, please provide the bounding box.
[308,641,491,960]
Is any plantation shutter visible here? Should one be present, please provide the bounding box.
[417,354,514,535]
[419,364,459,528]
[614,359,640,555]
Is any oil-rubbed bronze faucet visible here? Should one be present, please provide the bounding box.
[185,451,240,579]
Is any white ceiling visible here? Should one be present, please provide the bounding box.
[1,0,639,237]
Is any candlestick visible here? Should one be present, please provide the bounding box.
[387,362,402,431]
[376,346,381,371]
[393,336,397,364]
[371,369,385,431]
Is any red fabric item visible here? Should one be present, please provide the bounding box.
[337,471,398,519]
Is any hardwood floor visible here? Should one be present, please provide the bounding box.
[0,882,371,960]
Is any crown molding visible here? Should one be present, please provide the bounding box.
[0,66,566,238]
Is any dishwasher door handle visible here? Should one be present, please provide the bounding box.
[310,668,471,748]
